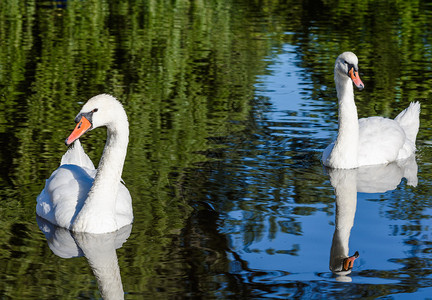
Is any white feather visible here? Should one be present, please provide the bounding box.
[60,139,95,170]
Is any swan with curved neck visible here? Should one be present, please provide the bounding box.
[36,94,133,234]
[322,52,420,169]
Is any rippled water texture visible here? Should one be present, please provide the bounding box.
[1,1,432,299]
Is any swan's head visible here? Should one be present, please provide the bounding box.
[335,52,364,90]
[65,94,127,146]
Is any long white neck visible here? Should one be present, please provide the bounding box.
[329,169,357,274]
[91,120,129,202]
[72,116,129,233]
[328,72,359,168]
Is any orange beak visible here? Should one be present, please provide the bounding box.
[65,116,92,146]
[343,251,359,271]
[349,68,364,90]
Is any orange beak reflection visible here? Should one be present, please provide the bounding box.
[65,116,92,146]
[349,68,364,90]
[343,251,360,271]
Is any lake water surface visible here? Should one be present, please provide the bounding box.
[1,1,432,299]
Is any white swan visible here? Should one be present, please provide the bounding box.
[322,52,420,169]
[36,94,133,234]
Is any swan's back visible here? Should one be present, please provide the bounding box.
[357,117,405,166]
[357,101,420,167]
[36,164,94,229]
[36,140,97,228]
[60,140,95,170]
[37,154,132,230]
[37,139,132,230]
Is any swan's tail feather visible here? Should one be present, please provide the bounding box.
[60,139,95,170]
[394,101,420,143]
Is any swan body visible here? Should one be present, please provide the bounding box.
[36,94,133,234]
[322,52,420,169]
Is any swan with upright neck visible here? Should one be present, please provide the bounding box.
[36,94,133,234]
[322,52,420,169]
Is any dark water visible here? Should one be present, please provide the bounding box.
[1,0,432,299]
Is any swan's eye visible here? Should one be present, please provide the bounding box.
[346,63,356,74]
[92,108,98,113]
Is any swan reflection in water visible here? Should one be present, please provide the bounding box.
[37,217,131,299]
[328,155,418,282]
